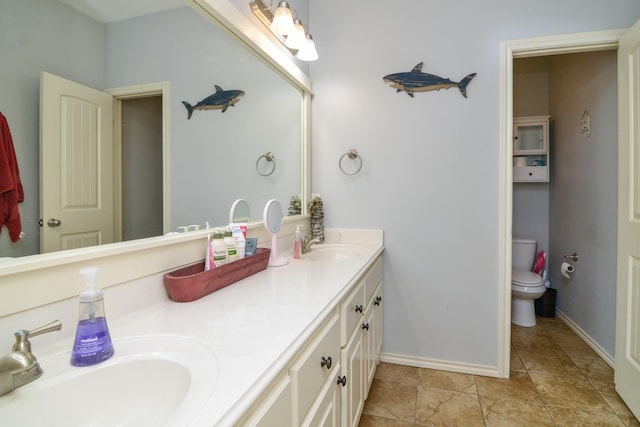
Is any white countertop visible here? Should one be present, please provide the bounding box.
[7,229,383,426]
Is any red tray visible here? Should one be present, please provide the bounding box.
[163,248,271,302]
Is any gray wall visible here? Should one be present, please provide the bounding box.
[513,57,551,255]
[548,51,618,356]
[309,1,639,367]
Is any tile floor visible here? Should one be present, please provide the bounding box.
[359,316,639,426]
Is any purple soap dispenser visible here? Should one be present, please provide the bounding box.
[70,267,114,367]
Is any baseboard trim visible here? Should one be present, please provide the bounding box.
[555,309,615,368]
[380,352,501,378]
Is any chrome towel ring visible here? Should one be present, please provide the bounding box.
[256,152,276,176]
[339,149,362,175]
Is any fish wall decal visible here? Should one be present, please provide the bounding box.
[383,63,476,98]
[182,85,245,119]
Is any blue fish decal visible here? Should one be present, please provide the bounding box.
[182,85,245,119]
[383,63,476,98]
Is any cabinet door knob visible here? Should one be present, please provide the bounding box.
[362,323,369,331]
[320,356,332,370]
[355,305,363,313]
[337,375,347,387]
[374,296,382,306]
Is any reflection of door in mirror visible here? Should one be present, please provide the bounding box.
[40,72,164,253]
[40,72,115,253]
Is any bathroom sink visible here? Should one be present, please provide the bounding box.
[0,335,218,427]
[304,244,363,262]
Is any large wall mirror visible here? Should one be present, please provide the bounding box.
[0,0,309,262]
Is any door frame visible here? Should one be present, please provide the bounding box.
[106,82,171,238]
[497,29,625,378]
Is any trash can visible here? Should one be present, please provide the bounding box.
[535,288,557,318]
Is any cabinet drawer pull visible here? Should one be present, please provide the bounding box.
[337,375,347,387]
[374,296,382,306]
[355,305,363,313]
[320,356,332,370]
[362,323,369,331]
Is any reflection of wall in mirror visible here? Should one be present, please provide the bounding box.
[104,7,302,232]
[0,0,303,258]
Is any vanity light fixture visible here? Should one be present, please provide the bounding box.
[296,33,319,61]
[250,0,319,61]
[270,1,295,36]
[284,19,306,50]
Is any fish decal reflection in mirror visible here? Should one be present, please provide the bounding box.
[383,62,476,98]
[182,85,245,119]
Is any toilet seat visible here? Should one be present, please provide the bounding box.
[512,269,545,289]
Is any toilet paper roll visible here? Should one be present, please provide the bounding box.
[514,157,527,167]
[561,262,574,279]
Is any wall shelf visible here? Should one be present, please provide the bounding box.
[513,115,550,182]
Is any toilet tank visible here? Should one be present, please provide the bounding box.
[512,238,537,271]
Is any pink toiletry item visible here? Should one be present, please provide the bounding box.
[533,251,546,274]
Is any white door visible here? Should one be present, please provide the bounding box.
[615,19,640,420]
[40,72,114,253]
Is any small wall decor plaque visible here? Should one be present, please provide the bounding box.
[383,62,476,98]
[182,85,245,119]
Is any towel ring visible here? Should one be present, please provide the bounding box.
[256,152,276,176]
[339,149,362,175]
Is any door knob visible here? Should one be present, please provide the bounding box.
[47,218,62,228]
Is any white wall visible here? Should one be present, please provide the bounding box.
[548,51,618,357]
[309,1,640,369]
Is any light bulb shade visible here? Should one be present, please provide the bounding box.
[270,1,295,36]
[284,19,306,49]
[296,33,319,61]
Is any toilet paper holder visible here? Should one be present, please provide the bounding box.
[563,253,579,262]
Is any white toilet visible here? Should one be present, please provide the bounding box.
[512,238,546,327]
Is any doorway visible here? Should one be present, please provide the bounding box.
[107,81,171,239]
[119,96,164,241]
[512,50,618,361]
[498,29,625,378]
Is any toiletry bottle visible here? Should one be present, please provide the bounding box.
[212,229,227,267]
[205,233,214,271]
[71,267,114,367]
[230,223,246,259]
[224,227,238,262]
[293,225,302,259]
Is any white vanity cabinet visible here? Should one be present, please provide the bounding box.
[291,310,341,425]
[235,254,383,427]
[513,115,550,182]
[340,257,383,427]
[240,373,293,426]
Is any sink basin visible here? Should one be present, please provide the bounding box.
[304,244,363,262]
[0,335,218,427]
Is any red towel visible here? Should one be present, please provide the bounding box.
[0,112,24,242]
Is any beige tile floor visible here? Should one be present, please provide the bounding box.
[359,316,640,427]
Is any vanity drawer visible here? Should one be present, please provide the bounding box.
[341,280,365,346]
[290,311,340,424]
[364,257,382,306]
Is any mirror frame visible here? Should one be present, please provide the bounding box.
[0,0,311,317]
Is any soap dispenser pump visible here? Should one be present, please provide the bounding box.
[71,267,114,367]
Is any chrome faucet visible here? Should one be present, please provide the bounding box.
[0,320,62,396]
[301,236,321,254]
